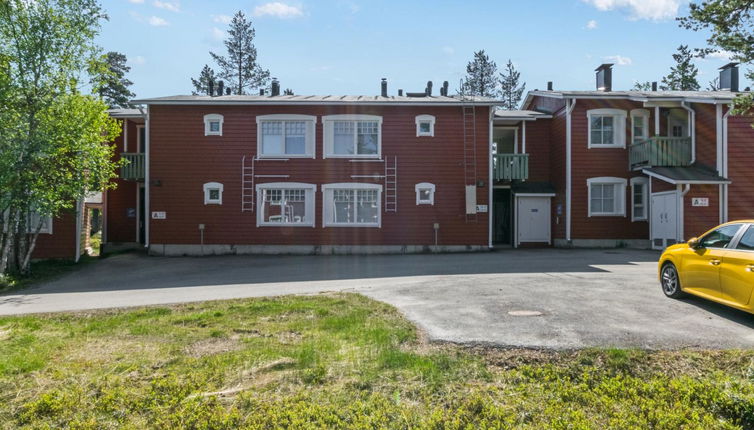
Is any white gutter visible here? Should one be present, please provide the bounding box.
[565,99,577,243]
[681,102,696,164]
[488,107,493,249]
[144,105,150,249]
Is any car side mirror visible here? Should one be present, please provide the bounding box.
[688,237,701,248]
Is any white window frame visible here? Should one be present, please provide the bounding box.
[203,182,224,205]
[255,182,316,227]
[204,114,224,136]
[630,176,649,222]
[630,109,650,145]
[322,114,382,159]
[256,114,317,159]
[28,211,53,234]
[587,108,627,149]
[415,114,436,137]
[587,177,627,217]
[415,182,436,205]
[322,183,382,228]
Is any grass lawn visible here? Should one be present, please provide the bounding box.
[1,293,753,429]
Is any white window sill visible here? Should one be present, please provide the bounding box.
[588,144,625,149]
[259,223,314,227]
[325,154,381,159]
[257,154,314,159]
[588,213,626,217]
[205,201,222,205]
[324,223,381,228]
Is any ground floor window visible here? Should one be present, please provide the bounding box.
[587,177,626,217]
[630,177,648,221]
[256,183,316,227]
[28,211,52,234]
[323,183,381,227]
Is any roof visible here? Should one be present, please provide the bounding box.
[494,109,552,121]
[131,94,502,106]
[512,182,556,195]
[642,166,731,185]
[107,108,145,118]
[524,89,742,108]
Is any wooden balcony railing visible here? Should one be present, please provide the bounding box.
[493,153,529,181]
[629,137,692,169]
[120,153,145,180]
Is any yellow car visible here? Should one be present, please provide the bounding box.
[659,221,754,313]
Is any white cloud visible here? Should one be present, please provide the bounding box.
[253,2,304,19]
[131,55,146,65]
[212,14,232,24]
[211,27,225,41]
[148,16,169,26]
[586,19,598,29]
[442,46,455,55]
[709,50,733,60]
[128,0,145,3]
[604,54,633,65]
[582,0,682,21]
[153,0,179,12]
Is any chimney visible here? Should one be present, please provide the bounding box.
[271,78,280,96]
[208,79,215,97]
[380,78,388,97]
[719,63,739,92]
[595,63,613,92]
[217,80,224,96]
[651,81,658,91]
[426,81,433,96]
[259,88,265,96]
[226,87,231,95]
[442,81,449,96]
[398,89,404,96]
[547,81,553,91]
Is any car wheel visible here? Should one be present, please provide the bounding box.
[661,262,687,299]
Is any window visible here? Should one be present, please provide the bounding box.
[630,109,649,144]
[203,114,224,136]
[322,183,382,227]
[203,182,224,205]
[323,115,382,158]
[736,226,754,251]
[256,183,316,226]
[415,114,436,137]
[28,211,52,234]
[587,109,627,148]
[587,177,627,216]
[415,182,436,205]
[256,115,316,158]
[630,177,648,221]
[700,224,743,249]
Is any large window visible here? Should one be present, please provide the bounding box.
[323,115,382,158]
[630,176,648,221]
[256,115,316,158]
[587,109,627,148]
[256,183,316,227]
[587,177,627,216]
[631,109,649,144]
[322,183,381,227]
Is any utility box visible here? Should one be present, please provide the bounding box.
[465,185,477,215]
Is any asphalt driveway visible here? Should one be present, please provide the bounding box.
[2,249,754,349]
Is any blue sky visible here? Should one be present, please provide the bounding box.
[98,0,740,99]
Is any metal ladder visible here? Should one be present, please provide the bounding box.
[241,155,254,212]
[384,156,397,212]
[462,103,478,223]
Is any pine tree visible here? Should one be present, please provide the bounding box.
[210,11,270,95]
[708,77,720,91]
[632,81,653,91]
[660,45,701,91]
[460,50,499,97]
[94,52,135,108]
[191,65,216,95]
[499,59,526,110]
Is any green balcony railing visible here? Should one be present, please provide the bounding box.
[629,137,692,169]
[493,153,529,181]
[120,153,145,180]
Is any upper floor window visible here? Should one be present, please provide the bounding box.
[204,114,224,136]
[415,114,436,137]
[631,109,649,144]
[256,182,316,227]
[323,115,382,158]
[322,183,382,227]
[256,114,316,158]
[587,177,627,217]
[203,182,224,205]
[587,109,626,148]
[415,182,436,205]
[630,176,648,221]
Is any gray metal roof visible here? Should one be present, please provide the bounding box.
[107,108,145,118]
[494,109,552,120]
[642,166,731,185]
[526,90,741,105]
[512,182,556,194]
[130,94,502,106]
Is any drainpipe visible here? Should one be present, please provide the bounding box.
[716,104,724,224]
[654,106,660,135]
[681,102,696,164]
[74,198,83,263]
[144,105,150,249]
[565,99,577,243]
[722,105,732,223]
[522,121,527,154]
[679,184,691,241]
[488,107,494,249]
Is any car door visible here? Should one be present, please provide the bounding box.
[680,224,744,299]
[720,225,754,307]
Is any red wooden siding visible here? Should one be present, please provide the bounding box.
[32,211,77,259]
[683,184,720,239]
[523,119,551,182]
[693,103,718,170]
[726,115,754,221]
[106,119,138,243]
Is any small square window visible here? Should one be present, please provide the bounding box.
[415,182,436,205]
[203,182,224,204]
[419,122,431,133]
[208,189,220,201]
[209,121,220,132]
[415,115,435,137]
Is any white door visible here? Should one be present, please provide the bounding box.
[517,196,551,245]
[651,192,679,250]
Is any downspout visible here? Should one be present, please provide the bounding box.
[722,105,732,223]
[74,198,83,263]
[654,106,660,135]
[522,121,527,154]
[565,99,577,243]
[716,104,724,224]
[488,107,494,249]
[681,102,696,164]
[144,105,150,249]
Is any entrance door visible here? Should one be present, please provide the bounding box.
[516,196,551,245]
[493,189,512,245]
[650,192,678,250]
[667,109,688,138]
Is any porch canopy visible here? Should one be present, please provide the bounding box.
[641,166,731,185]
[512,182,556,196]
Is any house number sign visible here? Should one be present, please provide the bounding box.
[151,211,167,219]
[692,198,709,207]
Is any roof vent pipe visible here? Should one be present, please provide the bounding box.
[398,89,403,96]
[208,79,215,97]
[426,81,433,96]
[442,81,449,96]
[259,88,265,96]
[719,63,739,92]
[651,81,658,91]
[547,81,553,91]
[381,78,388,97]
[595,63,613,92]
[271,78,280,96]
[217,80,224,96]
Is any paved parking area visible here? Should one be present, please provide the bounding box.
[2,249,754,349]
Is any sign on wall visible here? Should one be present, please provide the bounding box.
[692,198,709,207]
[126,208,136,218]
[151,211,167,219]
[476,205,488,213]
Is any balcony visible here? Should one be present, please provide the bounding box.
[493,153,529,181]
[629,137,692,170]
[120,153,145,180]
